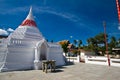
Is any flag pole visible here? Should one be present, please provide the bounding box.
[103,21,110,66]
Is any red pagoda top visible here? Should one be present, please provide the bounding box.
[20,7,37,27]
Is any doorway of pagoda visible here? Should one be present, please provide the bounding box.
[39,42,47,60]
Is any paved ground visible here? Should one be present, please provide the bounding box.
[0,63,120,80]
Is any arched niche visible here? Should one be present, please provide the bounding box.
[34,40,48,70]
[39,42,47,60]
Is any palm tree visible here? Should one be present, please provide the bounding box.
[117,38,120,47]
[51,40,53,43]
[74,40,77,47]
[78,40,82,48]
[109,36,117,48]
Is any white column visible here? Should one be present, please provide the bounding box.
[46,47,49,60]
[34,47,40,70]
[34,47,39,60]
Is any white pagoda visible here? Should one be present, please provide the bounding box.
[0,7,65,72]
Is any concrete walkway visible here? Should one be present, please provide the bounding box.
[0,63,120,80]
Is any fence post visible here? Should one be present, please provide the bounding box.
[85,56,88,63]
[77,55,80,62]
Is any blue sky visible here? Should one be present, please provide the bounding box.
[0,0,119,44]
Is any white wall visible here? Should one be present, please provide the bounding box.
[48,47,65,66]
[1,46,35,71]
[85,56,120,67]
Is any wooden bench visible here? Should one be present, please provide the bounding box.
[42,60,56,73]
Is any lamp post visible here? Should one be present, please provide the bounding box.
[103,21,110,66]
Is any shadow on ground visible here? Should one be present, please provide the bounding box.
[50,61,74,73]
[65,62,75,66]
[50,69,64,73]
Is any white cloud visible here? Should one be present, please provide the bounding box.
[0,7,28,15]
[34,6,95,32]
[118,25,120,30]
[34,6,81,23]
[0,29,8,35]
[70,36,73,38]
[0,6,94,32]
[0,6,81,23]
[7,28,14,32]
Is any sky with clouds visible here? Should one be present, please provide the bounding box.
[0,0,119,44]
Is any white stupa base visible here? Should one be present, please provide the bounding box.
[34,60,41,70]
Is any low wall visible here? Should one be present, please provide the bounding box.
[66,56,80,62]
[65,56,120,67]
[85,56,120,67]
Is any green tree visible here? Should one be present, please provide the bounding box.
[117,38,120,47]
[74,40,77,47]
[109,36,117,54]
[87,33,107,55]
[95,33,105,44]
[59,40,70,54]
[78,40,82,48]
[109,36,116,47]
[51,40,53,43]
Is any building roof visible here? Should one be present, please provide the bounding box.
[48,42,61,48]
[7,7,44,41]
[20,7,37,27]
[67,44,74,49]
[112,48,120,50]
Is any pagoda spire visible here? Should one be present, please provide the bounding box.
[20,6,37,27]
[26,6,34,20]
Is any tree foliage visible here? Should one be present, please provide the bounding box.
[59,33,120,56]
[59,40,70,53]
[73,40,77,47]
[86,33,120,55]
[87,33,106,55]
[78,40,82,48]
[73,39,82,48]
